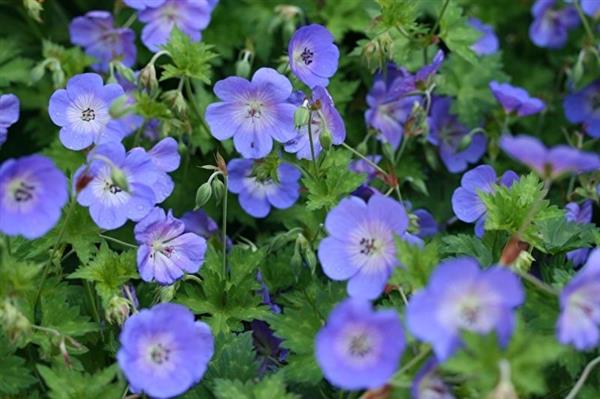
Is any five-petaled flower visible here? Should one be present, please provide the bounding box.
[117,303,214,398]
[318,195,408,300]
[134,207,207,285]
[315,298,405,390]
[49,73,128,151]
[288,24,339,88]
[406,257,524,360]
[0,155,68,239]
[489,81,545,117]
[206,68,297,159]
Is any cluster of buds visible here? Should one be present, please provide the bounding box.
[0,299,31,344]
[195,153,228,209]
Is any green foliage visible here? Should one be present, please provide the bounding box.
[481,174,563,250]
[0,38,34,87]
[443,325,566,396]
[441,234,493,266]
[0,336,36,395]
[69,243,137,307]
[438,2,480,65]
[37,364,124,399]
[213,373,299,399]
[161,28,218,83]
[302,149,365,211]
[389,238,439,290]
[266,280,345,384]
[535,216,596,255]
[176,245,270,335]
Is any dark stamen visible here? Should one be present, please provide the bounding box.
[300,47,314,65]
[81,108,96,122]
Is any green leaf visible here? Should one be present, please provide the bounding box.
[302,149,365,211]
[440,234,493,266]
[0,38,34,87]
[0,336,36,395]
[69,243,137,307]
[161,28,218,83]
[266,280,345,384]
[37,364,124,399]
[389,238,439,290]
[480,174,563,250]
[535,216,596,255]
[213,373,299,399]
[438,2,479,65]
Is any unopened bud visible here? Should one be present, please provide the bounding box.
[109,95,130,119]
[294,106,310,129]
[159,285,177,302]
[215,152,227,175]
[195,182,212,209]
[162,90,188,114]
[499,237,530,267]
[235,51,252,78]
[211,178,225,203]
[487,360,518,399]
[140,63,158,92]
[106,295,131,325]
[319,128,332,150]
[110,167,130,193]
[457,133,473,152]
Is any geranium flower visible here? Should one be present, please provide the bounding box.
[123,0,166,10]
[117,303,214,398]
[499,134,600,179]
[227,158,301,218]
[134,207,207,284]
[529,0,579,49]
[411,358,455,399]
[284,86,345,160]
[469,17,499,56]
[565,201,593,267]
[406,257,524,360]
[138,0,215,52]
[48,73,127,151]
[451,165,519,237]
[557,249,600,350]
[0,155,68,239]
[288,24,339,88]
[69,11,136,72]
[0,94,19,147]
[75,142,168,230]
[206,68,297,159]
[315,299,405,390]
[489,81,545,117]
[427,96,487,173]
[148,137,180,203]
[318,195,408,299]
[564,80,600,138]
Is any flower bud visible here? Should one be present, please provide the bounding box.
[319,128,332,150]
[162,90,188,114]
[160,285,177,303]
[294,106,310,129]
[106,295,131,325]
[0,300,31,344]
[140,63,158,92]
[457,133,473,152]
[110,167,130,193]
[195,182,212,209]
[109,95,130,119]
[211,178,225,203]
[487,360,518,399]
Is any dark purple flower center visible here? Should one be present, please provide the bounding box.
[149,343,170,364]
[11,181,35,203]
[300,47,314,65]
[348,333,372,357]
[105,181,123,195]
[81,108,96,122]
[359,237,378,255]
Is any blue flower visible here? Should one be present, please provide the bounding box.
[565,201,593,267]
[469,17,499,56]
[529,0,579,49]
[489,81,545,117]
[0,94,19,147]
[564,80,600,138]
[288,24,339,88]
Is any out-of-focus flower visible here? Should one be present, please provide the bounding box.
[489,81,545,117]
[469,17,499,56]
[69,11,136,72]
[284,86,346,160]
[564,81,600,138]
[557,249,600,350]
[134,207,207,285]
[48,73,127,150]
[206,68,297,159]
[411,358,455,399]
[499,134,600,179]
[428,96,487,173]
[565,201,593,267]
[0,94,19,147]
[288,24,339,88]
[318,195,408,300]
[227,158,301,218]
[315,299,405,390]
[117,303,214,398]
[123,0,166,10]
[139,0,216,52]
[406,257,524,360]
[0,155,68,239]
[452,165,519,237]
[529,0,579,49]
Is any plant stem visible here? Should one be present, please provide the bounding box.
[34,201,76,311]
[99,234,137,249]
[122,12,137,29]
[222,174,229,278]
[574,0,596,46]
[84,281,104,340]
[518,271,559,296]
[3,235,10,257]
[341,142,387,175]
[307,111,318,175]
[396,347,431,375]
[431,0,450,35]
[565,355,600,399]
